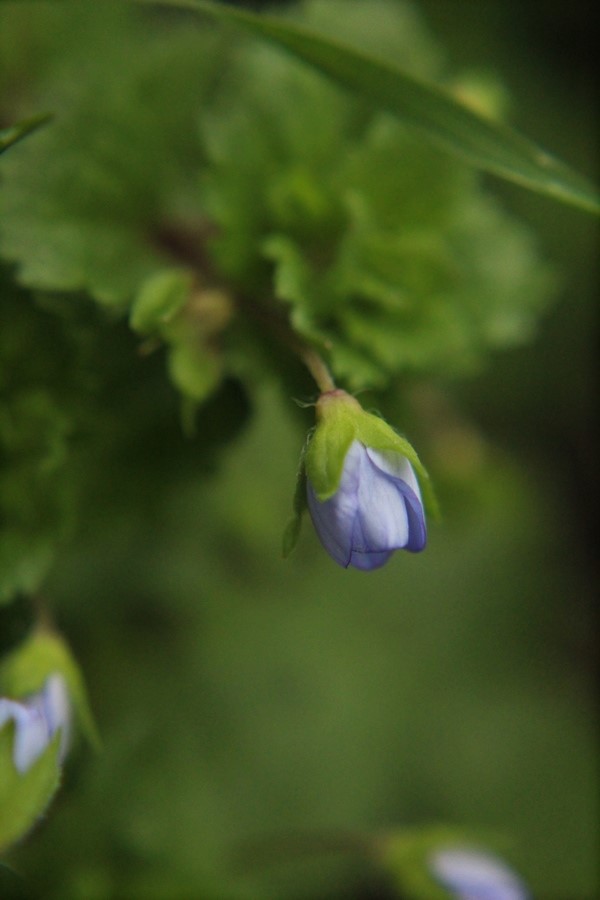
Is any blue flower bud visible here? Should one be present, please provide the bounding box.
[304,390,428,570]
[429,847,530,900]
[307,438,426,569]
[0,674,70,774]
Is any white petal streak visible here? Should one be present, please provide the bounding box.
[366,447,422,500]
[13,703,51,774]
[0,675,71,774]
[43,675,71,762]
[430,848,529,900]
[355,449,410,551]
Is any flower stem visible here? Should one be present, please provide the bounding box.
[238,293,336,393]
[300,345,336,393]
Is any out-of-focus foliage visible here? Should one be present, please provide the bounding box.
[0,0,555,602]
[0,2,554,392]
[190,0,600,213]
[0,0,596,898]
[0,279,80,604]
[0,113,53,155]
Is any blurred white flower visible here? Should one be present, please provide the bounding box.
[429,847,530,900]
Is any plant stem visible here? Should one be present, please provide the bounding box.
[238,292,336,393]
[299,344,336,393]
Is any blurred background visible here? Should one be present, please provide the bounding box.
[2,1,598,898]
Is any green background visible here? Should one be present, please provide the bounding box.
[1,1,597,897]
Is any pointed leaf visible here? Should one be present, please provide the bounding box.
[144,0,599,213]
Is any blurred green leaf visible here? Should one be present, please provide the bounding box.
[0,863,30,900]
[0,6,221,308]
[130,269,193,336]
[144,0,599,214]
[0,113,52,156]
[8,3,593,210]
[0,2,557,397]
[258,119,555,388]
[166,339,221,403]
[0,387,74,606]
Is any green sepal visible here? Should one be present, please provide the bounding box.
[282,494,304,558]
[0,629,100,751]
[0,727,62,853]
[304,395,360,500]
[354,408,440,520]
[0,628,99,852]
[0,861,29,899]
[282,431,311,557]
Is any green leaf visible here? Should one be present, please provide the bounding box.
[0,113,53,155]
[263,121,555,389]
[0,6,222,307]
[131,270,228,404]
[0,2,559,398]
[130,269,194,336]
[145,0,599,213]
[166,340,221,404]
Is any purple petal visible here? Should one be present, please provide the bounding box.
[366,448,427,552]
[0,697,50,774]
[402,486,427,551]
[307,441,363,566]
[13,703,51,774]
[348,548,394,570]
[354,450,411,552]
[307,441,427,569]
[0,675,70,774]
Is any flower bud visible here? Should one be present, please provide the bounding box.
[0,629,98,852]
[429,846,530,900]
[298,390,430,570]
[0,674,70,774]
[378,828,530,900]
